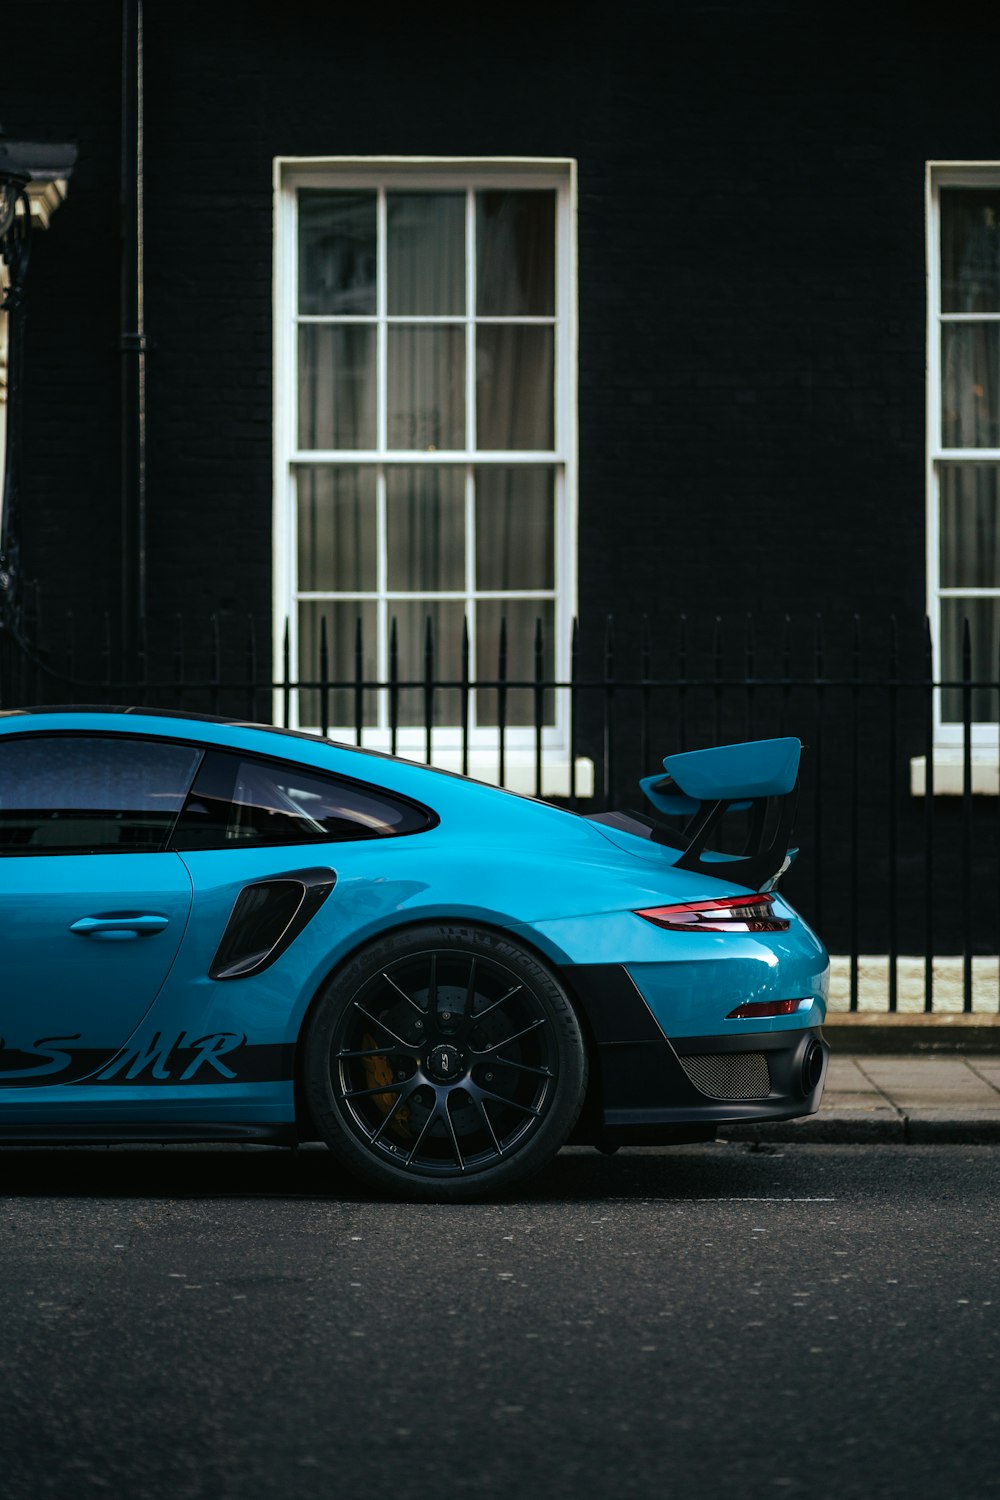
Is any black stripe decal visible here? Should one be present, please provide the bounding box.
[0,1036,295,1088]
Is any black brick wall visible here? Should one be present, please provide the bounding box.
[5,1,986,637]
[4,0,1000,951]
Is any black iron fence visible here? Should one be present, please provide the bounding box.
[2,607,998,1016]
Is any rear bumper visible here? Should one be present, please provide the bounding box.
[562,962,829,1147]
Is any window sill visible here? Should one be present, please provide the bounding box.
[910,751,999,796]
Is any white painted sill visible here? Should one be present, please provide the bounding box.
[910,750,999,796]
[827,954,1000,1011]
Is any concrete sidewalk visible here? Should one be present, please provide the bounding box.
[723,1048,1000,1145]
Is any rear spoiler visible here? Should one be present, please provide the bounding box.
[640,737,801,892]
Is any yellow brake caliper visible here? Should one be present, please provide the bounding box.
[361,1033,411,1136]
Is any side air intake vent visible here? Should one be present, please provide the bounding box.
[209,867,336,980]
[678,1052,771,1100]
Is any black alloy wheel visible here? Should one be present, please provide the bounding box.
[303,924,588,1200]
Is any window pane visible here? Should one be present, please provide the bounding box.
[941,324,1000,448]
[476,601,555,727]
[940,465,1000,588]
[476,191,555,316]
[387,467,465,591]
[175,752,430,847]
[0,737,201,853]
[476,326,554,450]
[941,599,1000,723]
[387,193,465,315]
[299,326,376,450]
[476,468,554,590]
[941,189,1000,315]
[387,327,465,450]
[297,467,377,592]
[298,601,378,730]
[388,602,466,727]
[298,191,376,315]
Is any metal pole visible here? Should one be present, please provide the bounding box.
[120,0,146,665]
[0,151,32,639]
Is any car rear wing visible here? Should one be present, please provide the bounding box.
[639,737,801,892]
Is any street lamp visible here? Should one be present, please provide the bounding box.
[0,135,31,294]
[0,168,25,239]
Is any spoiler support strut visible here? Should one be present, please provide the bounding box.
[641,738,802,893]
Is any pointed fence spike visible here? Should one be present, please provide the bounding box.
[281,616,291,729]
[534,616,544,797]
[498,614,508,677]
[245,613,257,721]
[782,613,792,677]
[962,614,972,677]
[460,614,470,777]
[319,613,330,739]
[353,614,364,744]
[423,614,435,765]
[389,616,399,754]
[102,611,112,692]
[815,611,825,676]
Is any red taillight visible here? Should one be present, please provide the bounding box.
[727,998,809,1018]
[636,894,790,933]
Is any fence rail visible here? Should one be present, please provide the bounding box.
[2,607,998,1017]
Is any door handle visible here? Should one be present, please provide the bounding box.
[69,914,170,939]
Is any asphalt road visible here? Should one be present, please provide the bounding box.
[1,1142,998,1500]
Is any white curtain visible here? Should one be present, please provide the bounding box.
[296,188,557,724]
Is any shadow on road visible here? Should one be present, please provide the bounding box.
[0,1139,799,1204]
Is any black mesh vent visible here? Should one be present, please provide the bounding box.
[679,1052,771,1100]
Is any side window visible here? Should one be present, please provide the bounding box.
[0,735,203,855]
[171,751,434,849]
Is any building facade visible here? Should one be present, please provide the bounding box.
[2,0,999,962]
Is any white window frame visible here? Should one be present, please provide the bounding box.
[273,156,588,794]
[926,161,1000,750]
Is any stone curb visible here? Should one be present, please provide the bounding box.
[720,1110,1000,1146]
[824,1014,1000,1054]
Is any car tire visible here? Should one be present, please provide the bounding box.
[303,923,588,1201]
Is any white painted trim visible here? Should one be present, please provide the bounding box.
[910,749,999,794]
[925,161,1000,746]
[279,156,575,192]
[827,953,999,1012]
[24,179,70,231]
[273,155,579,756]
[272,161,297,712]
[291,450,561,464]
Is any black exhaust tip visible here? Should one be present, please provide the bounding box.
[802,1039,825,1094]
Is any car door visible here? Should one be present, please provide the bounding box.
[0,732,201,1085]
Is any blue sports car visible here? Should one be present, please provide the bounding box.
[0,708,829,1199]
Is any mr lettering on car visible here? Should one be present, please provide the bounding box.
[0,1031,246,1083]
